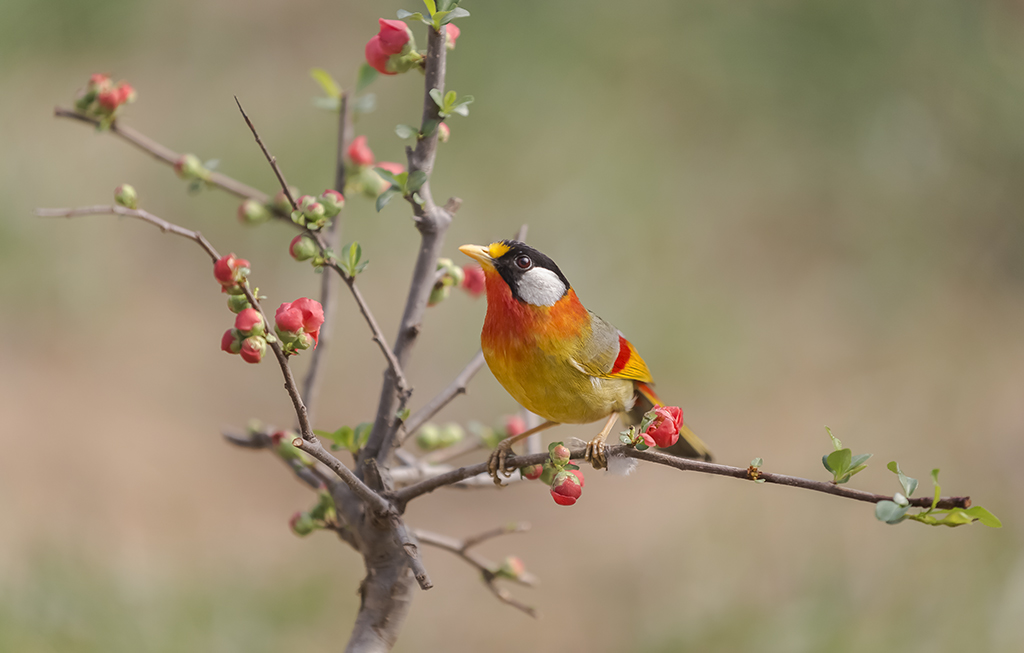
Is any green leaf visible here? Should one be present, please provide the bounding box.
[406,170,427,193]
[887,461,918,498]
[436,0,457,12]
[313,429,335,440]
[429,88,445,109]
[439,7,469,25]
[395,124,418,140]
[351,93,376,115]
[636,442,649,451]
[824,426,842,451]
[310,67,341,98]
[826,448,852,481]
[750,457,763,468]
[397,9,425,21]
[443,90,457,109]
[396,407,411,422]
[849,453,872,469]
[353,423,372,450]
[312,96,341,111]
[356,63,378,93]
[450,102,472,117]
[821,454,832,473]
[875,500,908,524]
[423,0,437,15]
[374,167,400,187]
[421,119,440,138]
[619,434,632,445]
[931,468,941,510]
[964,506,1002,528]
[376,188,399,212]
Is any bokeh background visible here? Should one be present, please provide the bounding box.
[2,0,1024,651]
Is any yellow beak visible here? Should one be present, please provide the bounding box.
[458,244,495,269]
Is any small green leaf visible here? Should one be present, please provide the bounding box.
[310,67,341,98]
[893,492,909,507]
[376,189,399,212]
[826,448,852,481]
[421,119,440,138]
[565,463,579,471]
[750,457,763,468]
[443,90,457,109]
[313,429,335,440]
[356,63,378,93]
[887,461,918,498]
[395,124,418,140]
[931,468,941,510]
[406,170,427,193]
[964,506,1002,528]
[429,88,444,108]
[849,453,872,470]
[821,454,832,473]
[423,0,437,15]
[439,7,469,25]
[436,0,457,12]
[825,426,842,451]
[619,434,632,445]
[374,167,400,187]
[396,407,411,422]
[351,93,376,115]
[636,442,649,451]
[875,500,908,524]
[397,9,424,21]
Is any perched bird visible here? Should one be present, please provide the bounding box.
[458,240,712,482]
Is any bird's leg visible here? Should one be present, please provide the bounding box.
[584,413,619,470]
[487,420,558,486]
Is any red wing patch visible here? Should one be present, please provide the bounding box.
[610,336,632,375]
[601,335,653,383]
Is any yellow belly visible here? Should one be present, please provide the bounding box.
[482,343,634,424]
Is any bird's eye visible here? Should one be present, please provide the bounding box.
[515,255,532,270]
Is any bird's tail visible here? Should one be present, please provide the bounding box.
[627,382,713,461]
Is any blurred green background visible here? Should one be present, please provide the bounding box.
[2,0,1023,651]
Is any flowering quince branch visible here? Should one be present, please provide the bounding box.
[414,524,538,617]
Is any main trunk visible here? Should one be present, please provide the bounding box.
[344,524,417,652]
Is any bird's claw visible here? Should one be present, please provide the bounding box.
[584,437,607,470]
[487,440,516,486]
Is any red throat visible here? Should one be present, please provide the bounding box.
[481,268,588,346]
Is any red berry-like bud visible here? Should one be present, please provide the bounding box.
[569,467,585,488]
[365,35,395,75]
[550,470,582,506]
[550,443,571,467]
[520,464,543,480]
[289,234,318,261]
[221,328,241,354]
[445,24,460,50]
[461,264,485,297]
[213,254,250,291]
[234,308,265,336]
[97,90,121,111]
[240,336,266,364]
[377,18,412,55]
[116,82,137,105]
[437,122,451,143]
[237,199,271,225]
[505,414,526,437]
[319,189,345,217]
[348,136,375,166]
[113,184,138,210]
[641,406,683,448]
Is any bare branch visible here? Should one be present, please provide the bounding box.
[233,97,299,210]
[54,107,270,202]
[393,444,972,510]
[36,205,220,261]
[291,437,391,515]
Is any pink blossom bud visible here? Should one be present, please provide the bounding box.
[445,24,460,50]
[437,122,450,143]
[114,184,137,209]
[377,18,412,55]
[213,254,250,291]
[461,264,486,297]
[496,556,525,580]
[221,329,241,354]
[550,470,582,506]
[227,294,251,314]
[569,468,585,488]
[289,234,318,261]
[319,189,345,217]
[365,35,395,75]
[275,298,324,349]
[97,90,121,111]
[302,201,326,224]
[520,464,543,481]
[348,136,375,166]
[240,336,266,364]
[549,443,571,467]
[89,73,111,89]
[234,308,265,336]
[641,406,683,448]
[237,199,271,225]
[116,82,137,105]
[505,414,526,437]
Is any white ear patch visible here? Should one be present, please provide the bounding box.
[517,268,567,306]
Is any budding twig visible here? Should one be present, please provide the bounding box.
[392,444,972,510]
[53,107,270,202]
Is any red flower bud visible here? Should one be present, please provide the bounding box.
[377,18,412,55]
[97,90,121,111]
[496,555,526,579]
[641,406,683,448]
[275,298,325,347]
[240,336,266,364]
[213,253,250,291]
[437,122,451,143]
[505,414,526,437]
[376,161,405,176]
[445,24,460,50]
[348,135,375,166]
[116,82,137,105]
[364,35,394,75]
[569,468,585,488]
[319,189,345,217]
[289,234,318,261]
[221,328,241,354]
[520,464,543,480]
[234,308,265,336]
[550,470,583,506]
[550,443,571,467]
[461,264,485,297]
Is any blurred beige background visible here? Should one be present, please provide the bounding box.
[2,0,1023,651]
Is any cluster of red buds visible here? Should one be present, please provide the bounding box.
[291,190,344,230]
[429,259,485,306]
[213,253,250,295]
[275,298,325,356]
[344,136,406,199]
[365,19,422,75]
[74,74,136,127]
[221,307,267,364]
[415,423,465,451]
[518,442,585,506]
[620,405,685,450]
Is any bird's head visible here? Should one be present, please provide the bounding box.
[458,240,571,307]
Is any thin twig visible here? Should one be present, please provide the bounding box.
[53,107,270,202]
[393,444,972,510]
[36,205,220,261]
[415,527,537,617]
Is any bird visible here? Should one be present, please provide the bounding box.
[458,240,712,483]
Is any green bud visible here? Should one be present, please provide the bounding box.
[237,199,271,225]
[227,294,251,314]
[114,184,138,209]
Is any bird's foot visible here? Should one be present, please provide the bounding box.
[487,439,517,486]
[584,436,608,470]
